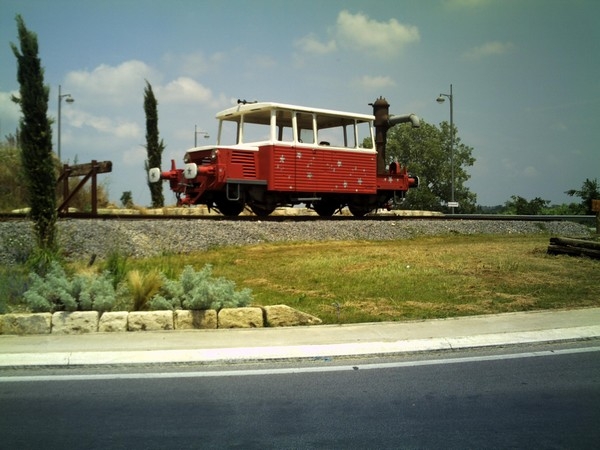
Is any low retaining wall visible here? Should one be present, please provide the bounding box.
[0,305,321,335]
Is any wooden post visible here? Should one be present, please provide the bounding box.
[91,160,98,216]
[56,160,112,215]
[62,164,70,207]
[592,199,600,235]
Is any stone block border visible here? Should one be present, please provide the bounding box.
[0,305,321,335]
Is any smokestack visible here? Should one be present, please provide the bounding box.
[370,97,420,174]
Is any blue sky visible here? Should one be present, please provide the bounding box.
[1,0,598,207]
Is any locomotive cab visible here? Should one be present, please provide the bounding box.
[148,99,419,216]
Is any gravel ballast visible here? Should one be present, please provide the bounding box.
[0,218,591,264]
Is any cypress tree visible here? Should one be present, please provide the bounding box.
[143,80,165,208]
[11,15,58,258]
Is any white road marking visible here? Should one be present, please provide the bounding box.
[1,346,599,383]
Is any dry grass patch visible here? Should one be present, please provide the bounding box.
[124,234,599,324]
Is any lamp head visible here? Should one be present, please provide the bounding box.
[65,96,74,104]
[436,96,445,104]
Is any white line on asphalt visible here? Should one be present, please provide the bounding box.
[1,346,599,383]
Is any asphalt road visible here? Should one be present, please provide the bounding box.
[1,342,599,449]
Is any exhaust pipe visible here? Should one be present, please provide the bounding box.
[388,113,420,128]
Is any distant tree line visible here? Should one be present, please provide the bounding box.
[476,178,599,215]
[385,119,597,216]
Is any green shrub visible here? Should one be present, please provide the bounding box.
[72,272,117,313]
[16,262,250,313]
[24,261,75,312]
[0,266,30,313]
[26,246,63,276]
[104,249,129,289]
[22,261,116,312]
[150,264,252,311]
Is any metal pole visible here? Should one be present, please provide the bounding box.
[449,84,454,214]
[57,85,74,162]
[194,126,209,146]
[58,85,62,161]
[437,84,455,214]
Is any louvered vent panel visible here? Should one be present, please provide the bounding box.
[231,151,257,178]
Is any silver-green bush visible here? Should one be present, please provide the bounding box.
[23,261,116,313]
[149,264,252,311]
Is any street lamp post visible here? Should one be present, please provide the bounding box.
[57,84,74,161]
[194,125,209,147]
[436,84,455,213]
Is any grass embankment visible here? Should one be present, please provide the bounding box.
[127,234,600,324]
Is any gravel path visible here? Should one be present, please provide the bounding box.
[0,218,591,264]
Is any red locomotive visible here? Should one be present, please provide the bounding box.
[148,97,420,216]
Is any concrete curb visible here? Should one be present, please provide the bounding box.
[2,308,599,368]
[0,305,321,335]
[1,325,599,367]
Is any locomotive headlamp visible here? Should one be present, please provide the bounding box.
[184,163,198,179]
[184,153,190,163]
[211,149,219,160]
[148,168,161,183]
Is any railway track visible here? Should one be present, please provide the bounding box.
[0,211,595,224]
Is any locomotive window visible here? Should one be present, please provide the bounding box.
[241,118,270,143]
[356,120,373,148]
[218,119,239,146]
[275,109,294,142]
[296,112,315,144]
[316,115,357,148]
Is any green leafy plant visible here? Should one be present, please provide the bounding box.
[22,261,116,312]
[104,249,129,288]
[26,246,62,276]
[72,272,117,313]
[120,191,133,208]
[0,266,30,313]
[150,264,252,311]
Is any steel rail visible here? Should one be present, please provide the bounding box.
[0,212,595,224]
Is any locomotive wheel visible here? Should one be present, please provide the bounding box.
[249,203,276,217]
[312,201,338,217]
[348,205,373,217]
[215,199,245,216]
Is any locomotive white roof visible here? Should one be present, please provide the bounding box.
[216,102,375,123]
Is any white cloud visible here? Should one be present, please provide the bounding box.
[66,61,157,105]
[335,10,420,58]
[462,41,514,60]
[65,108,141,139]
[0,91,20,133]
[355,75,396,90]
[159,77,214,104]
[294,34,337,55]
[295,10,419,59]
